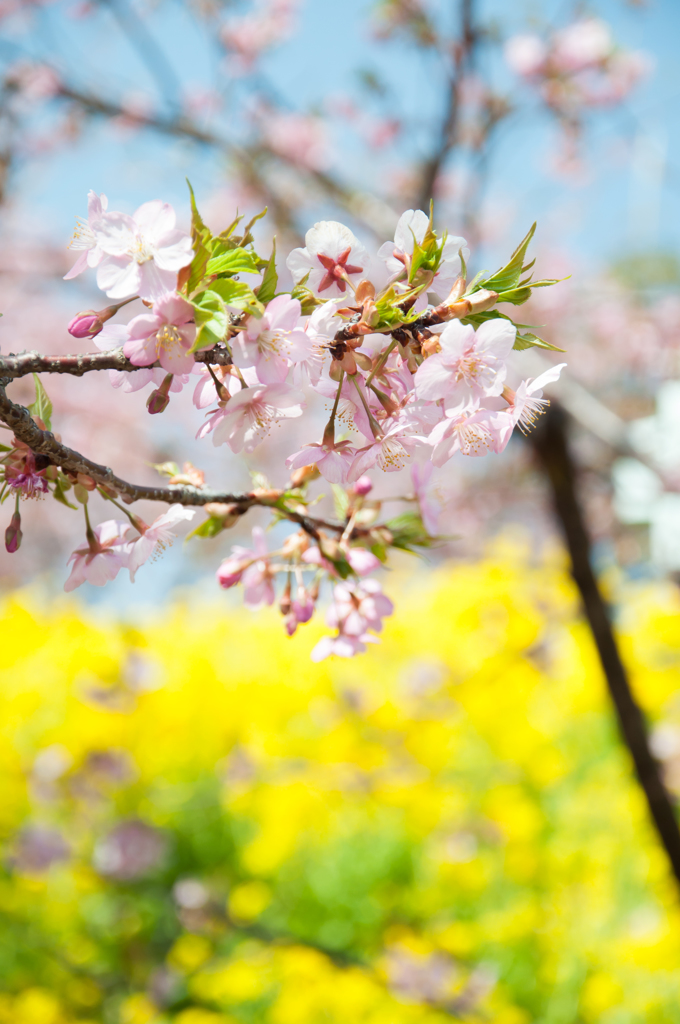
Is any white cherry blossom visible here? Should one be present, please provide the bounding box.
[286,220,369,297]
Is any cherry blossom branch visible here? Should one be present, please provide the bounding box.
[0,384,335,538]
[0,347,233,380]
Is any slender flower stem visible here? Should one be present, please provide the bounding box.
[322,372,345,445]
[206,363,229,401]
[83,503,99,554]
[365,338,397,388]
[97,486,146,532]
[351,375,382,439]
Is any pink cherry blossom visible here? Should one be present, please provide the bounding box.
[284,586,316,636]
[414,318,516,404]
[111,366,192,395]
[328,578,393,635]
[553,18,612,72]
[345,547,382,576]
[311,632,379,661]
[311,578,393,660]
[504,34,548,77]
[506,362,566,434]
[123,292,196,375]
[202,383,305,453]
[64,520,129,592]
[64,190,109,280]
[124,505,195,582]
[378,209,468,292]
[285,439,357,484]
[427,407,514,466]
[233,295,311,384]
[286,221,369,297]
[217,527,275,608]
[94,200,194,301]
[350,421,421,479]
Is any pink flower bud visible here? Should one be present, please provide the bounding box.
[68,311,104,339]
[5,511,22,553]
[352,475,373,496]
[147,373,174,416]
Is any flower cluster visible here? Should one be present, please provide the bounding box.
[505,18,648,119]
[0,187,564,659]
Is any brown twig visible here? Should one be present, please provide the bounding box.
[416,0,476,209]
[0,384,334,539]
[531,404,680,891]
[0,347,232,380]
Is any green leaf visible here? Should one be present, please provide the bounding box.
[28,374,52,430]
[185,179,213,296]
[206,247,261,277]
[479,223,536,295]
[187,517,226,540]
[217,213,244,242]
[53,475,78,510]
[0,443,13,453]
[496,286,533,306]
[513,332,565,352]
[210,278,264,317]
[152,461,181,478]
[188,290,229,353]
[239,207,267,248]
[290,277,320,315]
[331,484,350,521]
[256,240,278,305]
[386,510,434,550]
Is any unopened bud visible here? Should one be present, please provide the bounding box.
[5,511,21,553]
[73,483,89,504]
[279,582,292,616]
[354,279,376,303]
[352,475,373,497]
[291,464,320,487]
[147,373,174,415]
[67,301,122,339]
[445,274,466,304]
[341,350,358,376]
[421,337,441,358]
[76,473,96,491]
[329,359,344,382]
[68,311,104,339]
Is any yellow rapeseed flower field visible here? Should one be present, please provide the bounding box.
[2,540,680,1023]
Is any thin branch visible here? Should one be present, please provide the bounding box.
[0,347,233,380]
[531,404,680,893]
[416,0,476,210]
[0,384,332,540]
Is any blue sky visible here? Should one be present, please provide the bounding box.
[2,0,679,268]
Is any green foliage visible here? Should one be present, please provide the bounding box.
[189,290,230,353]
[257,240,278,305]
[185,179,213,296]
[385,509,433,551]
[27,374,52,430]
[206,247,262,277]
[187,516,228,539]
